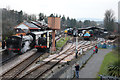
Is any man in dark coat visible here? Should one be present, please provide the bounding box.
[75,64,80,78]
[2,40,5,49]
[95,45,98,53]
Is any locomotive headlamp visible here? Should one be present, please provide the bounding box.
[64,30,68,34]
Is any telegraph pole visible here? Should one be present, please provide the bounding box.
[73,28,78,58]
[76,35,78,58]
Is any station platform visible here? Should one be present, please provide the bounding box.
[0,47,6,54]
[0,48,4,53]
[79,49,112,78]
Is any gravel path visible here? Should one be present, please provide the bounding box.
[79,49,112,78]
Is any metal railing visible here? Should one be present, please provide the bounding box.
[99,75,120,80]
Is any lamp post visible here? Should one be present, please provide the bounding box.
[73,28,78,58]
[75,35,78,58]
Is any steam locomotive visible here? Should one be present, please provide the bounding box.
[6,30,52,54]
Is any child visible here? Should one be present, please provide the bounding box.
[93,49,95,54]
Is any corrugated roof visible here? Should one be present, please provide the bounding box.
[23,21,40,29]
[16,24,29,29]
[31,21,51,30]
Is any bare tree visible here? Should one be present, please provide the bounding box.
[104,9,115,32]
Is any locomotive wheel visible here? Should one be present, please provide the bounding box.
[18,51,23,55]
[7,49,13,54]
[18,49,24,55]
[37,48,46,52]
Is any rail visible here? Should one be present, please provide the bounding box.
[1,34,63,66]
[19,40,97,79]
[2,51,45,79]
[19,42,74,79]
[49,41,99,78]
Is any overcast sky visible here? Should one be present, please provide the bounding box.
[0,0,119,21]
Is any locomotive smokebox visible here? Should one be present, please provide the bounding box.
[48,17,61,51]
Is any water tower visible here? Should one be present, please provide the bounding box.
[48,17,60,51]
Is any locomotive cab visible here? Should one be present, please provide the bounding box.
[34,30,52,52]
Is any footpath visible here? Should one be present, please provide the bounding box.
[79,49,112,78]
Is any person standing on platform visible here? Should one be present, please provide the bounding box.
[75,64,80,78]
[93,48,96,54]
[95,45,98,53]
[2,40,5,49]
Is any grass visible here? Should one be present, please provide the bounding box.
[56,36,70,49]
[97,50,119,77]
[98,48,107,49]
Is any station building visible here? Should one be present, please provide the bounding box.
[14,20,50,36]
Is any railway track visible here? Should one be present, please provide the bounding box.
[42,41,98,78]
[1,34,64,79]
[1,39,99,79]
[1,35,63,66]
[45,41,98,78]
[1,49,36,66]
[1,51,45,79]
[18,40,97,79]
[55,33,64,42]
[0,53,18,66]
[18,42,74,79]
[19,44,75,79]
[0,50,18,65]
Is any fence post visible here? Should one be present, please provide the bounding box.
[99,75,103,80]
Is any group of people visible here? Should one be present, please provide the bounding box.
[74,45,98,78]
